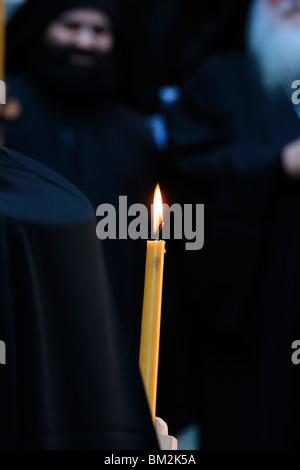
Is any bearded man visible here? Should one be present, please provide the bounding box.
[3,0,159,351]
[166,0,300,450]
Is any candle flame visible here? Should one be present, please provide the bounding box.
[153,184,163,236]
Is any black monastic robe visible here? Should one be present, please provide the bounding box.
[165,51,300,449]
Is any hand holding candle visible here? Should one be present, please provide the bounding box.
[139,184,166,422]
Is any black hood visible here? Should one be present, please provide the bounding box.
[203,0,252,55]
[6,0,123,73]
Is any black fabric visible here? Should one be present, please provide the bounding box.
[200,0,251,53]
[122,0,183,114]
[119,0,252,114]
[164,51,300,449]
[0,146,159,450]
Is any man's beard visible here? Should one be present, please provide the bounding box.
[26,39,120,104]
[247,0,300,97]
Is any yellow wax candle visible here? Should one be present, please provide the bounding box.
[0,0,5,80]
[139,185,166,422]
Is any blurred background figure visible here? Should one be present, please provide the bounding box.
[166,0,300,449]
[123,0,250,115]
[3,0,161,352]
[3,0,250,149]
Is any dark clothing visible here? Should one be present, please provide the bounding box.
[0,146,159,450]
[166,51,300,449]
[121,0,252,115]
[123,0,183,114]
[4,74,159,354]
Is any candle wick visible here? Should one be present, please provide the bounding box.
[159,222,164,241]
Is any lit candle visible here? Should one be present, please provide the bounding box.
[0,0,5,80]
[139,184,166,422]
